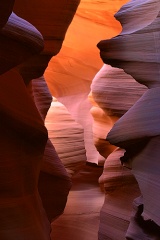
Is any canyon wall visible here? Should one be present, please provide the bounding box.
[0,1,80,239]
[1,0,160,240]
[97,0,160,239]
[44,0,129,165]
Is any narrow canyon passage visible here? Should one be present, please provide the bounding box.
[51,163,104,240]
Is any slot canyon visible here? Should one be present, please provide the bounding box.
[0,0,160,239]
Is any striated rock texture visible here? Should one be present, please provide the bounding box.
[13,0,81,55]
[97,0,160,88]
[51,163,104,240]
[45,98,86,178]
[45,0,128,164]
[30,77,72,221]
[90,64,147,239]
[0,12,44,76]
[90,64,147,159]
[0,0,15,29]
[13,0,81,84]
[97,0,160,238]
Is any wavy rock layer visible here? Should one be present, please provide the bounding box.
[97,0,160,88]
[45,98,86,178]
[30,77,72,221]
[13,0,80,55]
[90,64,147,159]
[13,0,80,85]
[0,0,15,29]
[97,0,160,235]
[0,12,44,75]
[89,63,147,239]
[0,0,81,239]
[98,149,140,240]
[45,0,128,164]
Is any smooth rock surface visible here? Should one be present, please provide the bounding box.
[45,98,86,178]
[0,0,15,29]
[97,0,160,235]
[97,0,160,88]
[13,0,80,55]
[45,0,128,164]
[0,0,81,238]
[30,77,72,221]
[89,63,146,239]
[0,70,51,240]
[0,12,44,75]
[51,163,104,240]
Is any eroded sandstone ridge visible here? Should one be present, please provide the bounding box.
[97,0,160,238]
[2,0,160,239]
[0,1,80,239]
[44,0,129,165]
[90,64,147,239]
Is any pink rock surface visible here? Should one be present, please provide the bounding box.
[45,0,128,164]
[51,163,104,240]
[45,98,86,177]
[90,63,147,239]
[90,64,147,159]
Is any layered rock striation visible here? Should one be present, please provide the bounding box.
[45,98,86,178]
[44,0,128,165]
[90,64,147,239]
[97,0,160,238]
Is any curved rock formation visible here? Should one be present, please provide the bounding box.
[90,64,147,159]
[0,0,80,239]
[0,3,52,238]
[90,64,147,239]
[30,77,72,221]
[0,12,44,75]
[97,0,160,88]
[97,0,160,238]
[51,163,104,240]
[45,98,86,178]
[0,0,15,29]
[44,0,128,164]
[0,70,50,240]
[13,0,81,84]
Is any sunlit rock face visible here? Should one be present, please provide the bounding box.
[97,0,160,237]
[45,0,128,164]
[45,98,86,178]
[90,64,147,159]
